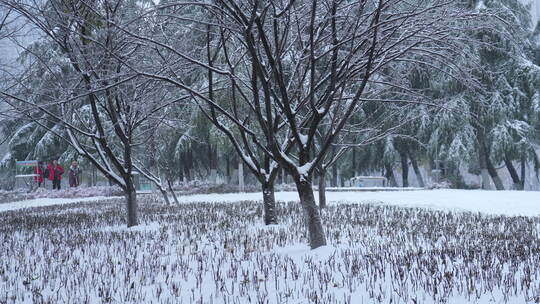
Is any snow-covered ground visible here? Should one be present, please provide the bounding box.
[176,189,540,217]
[1,191,540,303]
[0,195,114,213]
[2,189,539,217]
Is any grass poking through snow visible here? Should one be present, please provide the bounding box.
[1,197,539,303]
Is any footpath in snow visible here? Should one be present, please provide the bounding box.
[1,189,538,217]
[0,196,113,213]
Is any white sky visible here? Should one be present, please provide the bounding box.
[520,0,540,28]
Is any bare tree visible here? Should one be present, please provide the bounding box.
[2,0,482,247]
[1,0,188,226]
[118,0,480,248]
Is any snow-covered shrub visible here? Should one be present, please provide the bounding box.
[32,186,124,199]
[0,189,29,204]
[174,181,259,194]
[428,181,452,189]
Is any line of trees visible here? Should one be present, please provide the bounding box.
[1,0,539,248]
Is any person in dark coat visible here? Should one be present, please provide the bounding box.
[69,160,82,187]
[34,161,45,187]
[47,159,64,190]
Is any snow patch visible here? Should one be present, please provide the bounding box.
[476,0,486,10]
[4,189,540,218]
[297,161,313,177]
[0,152,11,166]
[0,196,115,213]
[270,244,338,264]
[241,153,257,171]
[299,133,308,146]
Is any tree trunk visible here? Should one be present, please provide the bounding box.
[159,188,171,205]
[480,168,490,189]
[331,146,337,187]
[399,151,409,187]
[351,147,357,178]
[409,153,425,188]
[504,154,521,190]
[92,166,97,186]
[183,148,193,181]
[520,154,526,190]
[262,182,277,225]
[318,170,327,209]
[476,133,491,189]
[178,170,184,184]
[226,156,231,183]
[238,161,244,192]
[125,182,138,227]
[183,151,191,181]
[475,128,503,190]
[331,163,338,187]
[295,179,326,249]
[213,145,218,172]
[207,140,213,172]
[167,178,180,204]
[486,157,504,190]
[478,151,490,189]
[384,163,398,187]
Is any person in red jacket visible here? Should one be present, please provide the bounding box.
[34,161,45,187]
[47,159,65,190]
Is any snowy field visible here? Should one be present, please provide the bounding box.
[1,190,539,303]
[2,189,540,216]
[173,189,540,217]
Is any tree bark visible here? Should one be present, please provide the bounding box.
[331,163,338,187]
[262,182,277,225]
[478,150,490,190]
[92,166,97,186]
[125,181,138,227]
[408,152,425,188]
[238,161,244,192]
[183,148,193,181]
[226,156,231,183]
[295,179,326,249]
[475,127,503,190]
[159,188,171,205]
[178,167,184,184]
[486,157,504,190]
[504,154,521,190]
[480,168,490,189]
[520,154,526,190]
[167,178,180,204]
[331,145,337,187]
[399,151,409,187]
[384,163,398,187]
[351,147,357,178]
[476,130,492,190]
[207,139,213,172]
[318,170,327,209]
